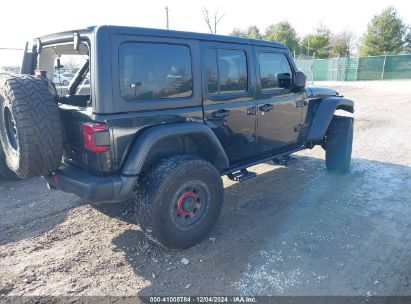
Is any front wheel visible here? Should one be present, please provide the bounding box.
[135,155,224,249]
[324,116,353,173]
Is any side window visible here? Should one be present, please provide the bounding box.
[205,48,248,95]
[259,52,293,91]
[205,49,218,94]
[119,43,192,101]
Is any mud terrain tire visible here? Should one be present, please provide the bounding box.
[0,145,18,179]
[0,73,63,179]
[135,155,224,249]
[325,116,353,173]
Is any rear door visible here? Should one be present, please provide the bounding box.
[254,47,304,154]
[201,42,257,165]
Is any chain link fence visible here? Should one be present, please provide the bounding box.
[2,49,411,82]
[295,54,411,81]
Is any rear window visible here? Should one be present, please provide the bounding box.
[119,43,193,101]
[53,54,89,96]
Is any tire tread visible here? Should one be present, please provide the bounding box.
[135,155,223,249]
[0,73,63,178]
[325,115,353,173]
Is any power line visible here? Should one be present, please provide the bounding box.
[0,47,24,51]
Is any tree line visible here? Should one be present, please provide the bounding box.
[229,7,411,58]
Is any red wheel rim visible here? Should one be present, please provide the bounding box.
[177,191,197,216]
[171,181,210,230]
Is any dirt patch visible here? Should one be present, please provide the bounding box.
[1,81,411,296]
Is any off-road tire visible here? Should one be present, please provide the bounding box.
[325,116,353,173]
[135,155,224,249]
[0,145,18,179]
[0,73,63,179]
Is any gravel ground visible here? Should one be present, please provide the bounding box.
[0,80,410,296]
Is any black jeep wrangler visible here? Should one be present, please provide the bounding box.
[0,26,354,249]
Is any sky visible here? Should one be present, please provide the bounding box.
[1,0,410,65]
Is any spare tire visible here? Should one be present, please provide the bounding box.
[0,143,19,180]
[0,73,63,179]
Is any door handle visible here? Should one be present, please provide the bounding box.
[259,104,274,112]
[212,109,230,118]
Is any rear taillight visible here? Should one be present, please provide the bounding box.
[82,123,110,153]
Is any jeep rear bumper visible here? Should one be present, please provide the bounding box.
[45,164,138,203]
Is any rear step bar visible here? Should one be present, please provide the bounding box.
[226,155,299,182]
[273,156,298,166]
[221,147,304,176]
[227,169,257,182]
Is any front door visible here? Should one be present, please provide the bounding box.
[201,42,257,165]
[254,48,304,154]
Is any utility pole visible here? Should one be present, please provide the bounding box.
[381,54,387,80]
[165,6,169,30]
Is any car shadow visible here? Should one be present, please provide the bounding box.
[97,155,411,296]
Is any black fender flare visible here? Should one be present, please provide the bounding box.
[122,122,229,175]
[306,97,354,142]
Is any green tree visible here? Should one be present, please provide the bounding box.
[405,25,411,53]
[302,24,332,58]
[330,30,356,57]
[244,25,263,39]
[264,21,300,54]
[230,28,244,37]
[359,7,405,56]
[229,25,262,39]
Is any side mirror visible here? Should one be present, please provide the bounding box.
[278,72,292,88]
[294,71,306,91]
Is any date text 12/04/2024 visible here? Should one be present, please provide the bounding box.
[147,296,257,303]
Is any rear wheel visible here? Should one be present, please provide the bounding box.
[324,116,353,173]
[135,155,224,249]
